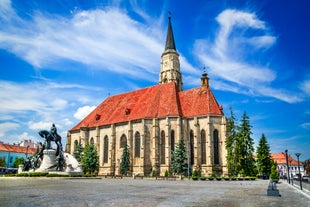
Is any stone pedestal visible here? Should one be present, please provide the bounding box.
[36,149,57,172]
[267,181,281,197]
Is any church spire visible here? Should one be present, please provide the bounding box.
[164,15,176,51]
[159,15,183,91]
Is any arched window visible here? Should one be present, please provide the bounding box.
[160,131,165,164]
[120,134,127,148]
[135,132,140,158]
[190,130,194,165]
[171,130,175,152]
[74,140,78,151]
[90,137,94,145]
[213,129,219,165]
[104,136,109,163]
[201,130,206,164]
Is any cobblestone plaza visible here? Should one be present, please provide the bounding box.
[1,178,309,207]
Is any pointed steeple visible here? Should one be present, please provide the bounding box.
[164,16,176,51]
[201,67,209,91]
[159,15,183,91]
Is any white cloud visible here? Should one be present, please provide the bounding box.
[301,123,310,129]
[0,122,20,137]
[0,3,166,80]
[74,105,96,120]
[28,121,53,131]
[194,9,302,103]
[300,79,310,96]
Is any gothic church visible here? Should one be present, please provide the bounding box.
[66,17,228,176]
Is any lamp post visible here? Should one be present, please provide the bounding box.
[289,157,293,185]
[285,149,290,184]
[295,153,302,190]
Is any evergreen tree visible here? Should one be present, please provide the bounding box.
[13,157,25,168]
[73,143,84,163]
[82,144,99,174]
[0,157,6,167]
[171,139,188,176]
[120,144,130,175]
[225,108,238,176]
[237,112,256,176]
[270,160,279,181]
[256,133,272,176]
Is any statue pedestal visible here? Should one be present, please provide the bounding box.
[36,149,57,172]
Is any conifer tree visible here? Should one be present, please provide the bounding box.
[237,112,256,176]
[73,143,84,163]
[256,133,272,176]
[171,139,188,176]
[82,144,99,174]
[120,144,130,176]
[225,108,238,176]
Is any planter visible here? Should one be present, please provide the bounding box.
[208,177,214,181]
[238,177,244,181]
[231,178,237,181]
[192,177,199,181]
[200,177,207,181]
[216,178,222,181]
[224,177,230,181]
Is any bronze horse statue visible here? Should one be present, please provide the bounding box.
[38,124,62,156]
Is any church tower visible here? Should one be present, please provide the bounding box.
[159,16,183,91]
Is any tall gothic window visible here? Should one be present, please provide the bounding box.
[160,130,165,164]
[120,134,127,148]
[74,140,78,151]
[190,130,194,165]
[104,135,109,163]
[135,132,140,158]
[171,130,175,152]
[213,129,219,165]
[90,137,94,145]
[201,130,206,164]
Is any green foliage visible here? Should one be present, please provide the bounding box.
[73,143,84,163]
[151,170,156,177]
[82,144,99,175]
[0,157,6,167]
[192,169,199,180]
[256,133,272,175]
[171,139,188,176]
[236,112,256,176]
[16,172,48,177]
[120,144,130,175]
[164,170,169,177]
[13,157,24,168]
[270,161,279,181]
[225,108,238,176]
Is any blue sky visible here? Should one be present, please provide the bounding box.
[0,0,309,160]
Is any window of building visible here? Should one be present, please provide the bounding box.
[90,137,94,145]
[104,135,109,163]
[135,132,140,158]
[160,131,165,164]
[214,129,219,165]
[201,129,206,164]
[74,140,78,151]
[190,130,194,165]
[120,134,127,148]
[171,130,175,152]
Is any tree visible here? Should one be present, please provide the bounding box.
[171,139,188,176]
[82,144,99,174]
[120,144,130,175]
[270,160,279,182]
[225,107,239,176]
[13,157,24,168]
[73,143,84,163]
[0,157,6,167]
[237,112,256,176]
[256,133,272,176]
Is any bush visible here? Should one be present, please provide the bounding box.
[192,170,199,180]
[164,170,169,177]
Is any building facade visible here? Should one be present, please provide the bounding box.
[272,152,305,178]
[67,17,228,176]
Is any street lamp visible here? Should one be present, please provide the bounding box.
[285,149,290,184]
[289,156,293,185]
[295,153,302,190]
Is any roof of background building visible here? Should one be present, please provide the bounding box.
[271,152,301,166]
[71,82,223,131]
[0,143,36,154]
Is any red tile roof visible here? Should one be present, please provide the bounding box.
[0,143,36,154]
[271,152,301,166]
[71,82,223,131]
